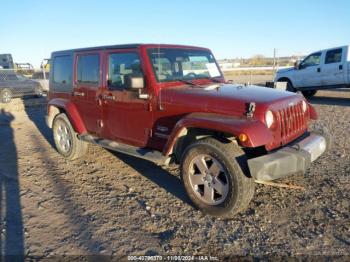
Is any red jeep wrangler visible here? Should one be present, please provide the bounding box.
[47,44,330,218]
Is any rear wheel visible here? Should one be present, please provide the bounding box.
[181,137,255,218]
[52,113,88,160]
[302,90,317,98]
[1,88,12,103]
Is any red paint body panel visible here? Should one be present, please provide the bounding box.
[48,44,316,156]
[309,103,318,120]
[99,48,153,147]
[72,50,104,135]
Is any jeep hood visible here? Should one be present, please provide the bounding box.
[161,83,302,116]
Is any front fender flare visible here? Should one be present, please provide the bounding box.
[47,98,87,134]
[308,103,318,120]
[163,113,273,156]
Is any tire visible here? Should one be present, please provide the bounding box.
[302,90,317,98]
[52,113,88,160]
[286,80,296,92]
[1,88,12,103]
[34,86,44,97]
[180,137,255,218]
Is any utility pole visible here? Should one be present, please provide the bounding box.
[273,48,278,79]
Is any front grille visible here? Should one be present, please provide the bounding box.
[277,101,307,145]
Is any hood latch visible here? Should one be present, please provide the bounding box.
[246,102,256,118]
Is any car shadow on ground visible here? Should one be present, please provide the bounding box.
[23,103,109,253]
[110,151,193,207]
[308,96,350,107]
[0,109,24,261]
[23,100,55,147]
[324,88,350,93]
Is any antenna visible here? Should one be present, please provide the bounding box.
[158,44,164,111]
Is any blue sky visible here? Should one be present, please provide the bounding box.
[1,0,349,67]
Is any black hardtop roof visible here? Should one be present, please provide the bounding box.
[52,44,142,56]
[51,43,210,56]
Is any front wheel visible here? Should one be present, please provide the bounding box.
[1,88,12,103]
[181,137,255,218]
[285,81,296,92]
[52,113,88,160]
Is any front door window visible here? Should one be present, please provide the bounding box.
[108,52,142,90]
[299,52,321,69]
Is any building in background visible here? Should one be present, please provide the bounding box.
[0,54,14,69]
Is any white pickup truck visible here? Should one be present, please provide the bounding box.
[275,45,350,97]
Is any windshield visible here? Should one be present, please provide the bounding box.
[148,48,222,82]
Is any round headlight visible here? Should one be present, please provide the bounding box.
[302,100,308,113]
[265,110,274,128]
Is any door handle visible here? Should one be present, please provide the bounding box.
[317,68,321,73]
[102,94,115,101]
[73,91,85,97]
[339,65,343,70]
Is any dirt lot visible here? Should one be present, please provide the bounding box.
[0,84,349,260]
[224,73,273,85]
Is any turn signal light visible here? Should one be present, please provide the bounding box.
[239,133,248,142]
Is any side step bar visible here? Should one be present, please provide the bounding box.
[78,134,170,165]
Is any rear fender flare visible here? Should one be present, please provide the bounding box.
[47,98,87,134]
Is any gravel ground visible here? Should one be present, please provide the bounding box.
[0,87,349,260]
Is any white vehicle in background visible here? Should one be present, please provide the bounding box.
[31,59,50,93]
[275,45,350,97]
[32,71,49,93]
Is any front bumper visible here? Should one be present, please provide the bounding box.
[248,128,331,181]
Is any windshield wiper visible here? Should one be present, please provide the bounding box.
[176,77,221,88]
[177,79,203,88]
[201,76,222,83]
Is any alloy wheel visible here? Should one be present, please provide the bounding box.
[2,90,11,103]
[188,154,229,205]
[55,123,72,153]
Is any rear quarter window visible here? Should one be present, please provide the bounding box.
[51,54,73,92]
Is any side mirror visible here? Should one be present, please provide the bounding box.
[125,76,144,90]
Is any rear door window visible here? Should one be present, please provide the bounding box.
[325,49,342,64]
[77,54,100,85]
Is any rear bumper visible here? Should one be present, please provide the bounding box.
[248,127,331,181]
